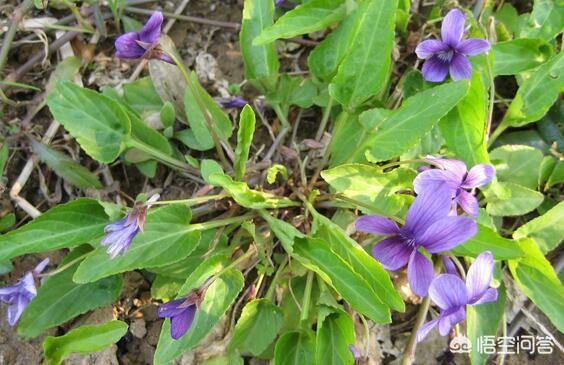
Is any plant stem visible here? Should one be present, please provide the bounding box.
[149,193,228,206]
[0,0,34,77]
[315,97,333,141]
[165,51,232,170]
[189,213,255,232]
[377,159,426,171]
[266,257,288,300]
[273,104,290,129]
[125,137,198,173]
[300,271,315,323]
[335,194,405,224]
[39,252,91,278]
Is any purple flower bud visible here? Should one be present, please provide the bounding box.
[415,9,490,82]
[0,258,49,326]
[356,185,477,296]
[101,194,159,259]
[216,96,249,109]
[417,251,498,342]
[413,156,495,217]
[115,12,173,63]
[158,290,203,339]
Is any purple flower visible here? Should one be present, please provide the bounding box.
[355,185,477,296]
[413,156,495,217]
[417,251,498,342]
[275,0,296,9]
[216,96,249,109]
[115,12,173,63]
[0,258,49,326]
[158,290,202,340]
[101,194,159,259]
[415,9,490,82]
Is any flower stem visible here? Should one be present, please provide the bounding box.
[315,97,333,141]
[39,252,90,278]
[164,51,231,170]
[265,257,288,300]
[149,193,228,206]
[334,194,405,224]
[300,270,315,323]
[377,159,426,171]
[125,137,198,173]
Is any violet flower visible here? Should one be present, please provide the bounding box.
[275,0,297,9]
[158,290,202,340]
[417,251,498,342]
[413,156,495,217]
[115,12,173,63]
[0,258,49,326]
[415,9,490,82]
[101,194,159,259]
[355,185,477,296]
[216,96,249,109]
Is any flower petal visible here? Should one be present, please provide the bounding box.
[457,38,490,56]
[139,11,163,44]
[33,258,50,275]
[471,287,498,305]
[418,216,477,253]
[413,169,462,196]
[407,251,435,296]
[371,237,412,271]
[425,157,468,178]
[415,39,449,59]
[421,56,449,82]
[441,9,466,47]
[404,184,453,237]
[438,306,466,336]
[170,305,196,340]
[442,256,459,276]
[356,215,400,236]
[417,317,439,342]
[429,274,468,310]
[115,32,145,59]
[456,190,479,217]
[466,251,495,304]
[462,164,495,188]
[0,285,19,302]
[449,53,472,81]
[7,295,30,326]
[158,298,187,318]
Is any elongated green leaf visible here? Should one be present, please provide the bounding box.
[293,237,391,323]
[520,0,563,41]
[154,269,244,365]
[316,308,355,365]
[0,199,108,261]
[492,38,553,75]
[234,105,256,181]
[508,239,564,332]
[31,140,102,189]
[500,52,564,129]
[259,210,304,254]
[329,0,398,108]
[490,144,543,189]
[43,320,128,365]
[321,164,415,217]
[128,111,173,158]
[513,201,564,254]
[47,81,131,163]
[485,182,544,216]
[348,81,468,163]
[230,298,284,356]
[240,0,279,92]
[329,111,366,165]
[255,0,346,44]
[19,247,122,338]
[274,330,316,365]
[123,77,163,115]
[183,72,233,151]
[74,204,201,283]
[453,224,524,260]
[439,72,489,166]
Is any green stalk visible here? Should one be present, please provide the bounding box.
[125,137,197,173]
[300,271,315,323]
[149,193,228,206]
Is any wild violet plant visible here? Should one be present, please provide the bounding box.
[0,1,562,364]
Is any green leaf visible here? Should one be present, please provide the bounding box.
[520,0,563,41]
[0,199,108,261]
[513,201,564,254]
[508,238,564,332]
[43,320,128,365]
[485,182,544,216]
[452,224,524,260]
[329,0,398,108]
[208,173,298,209]
[490,144,544,189]
[439,72,489,166]
[47,81,131,163]
[0,143,8,175]
[234,105,256,181]
[127,108,173,159]
[315,309,355,365]
[74,204,201,283]
[19,247,122,338]
[240,0,279,92]
[45,57,82,95]
[0,213,15,233]
[293,237,391,324]
[122,77,163,115]
[229,298,284,356]
[467,283,506,365]
[151,275,184,301]
[492,38,553,75]
[547,159,564,188]
[499,52,563,129]
[259,210,304,254]
[255,0,347,44]
[201,159,225,184]
[266,164,288,184]
[31,140,103,189]
[348,81,469,163]
[160,101,176,128]
[154,269,244,365]
[321,164,415,217]
[183,72,233,151]
[274,330,316,365]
